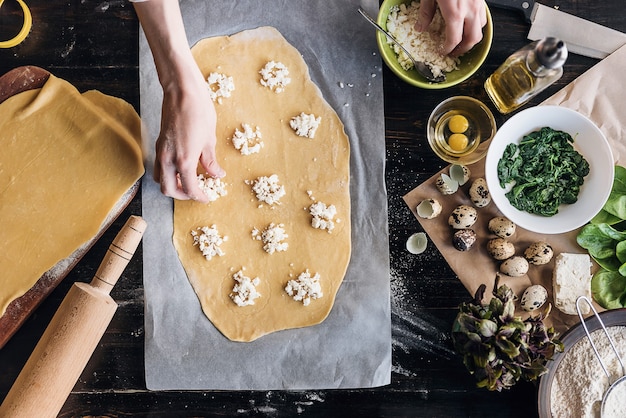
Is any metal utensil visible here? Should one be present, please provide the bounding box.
[576,296,626,418]
[486,0,626,59]
[357,7,445,83]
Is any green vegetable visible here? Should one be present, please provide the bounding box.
[577,165,626,308]
[591,165,626,224]
[451,280,562,392]
[497,127,590,216]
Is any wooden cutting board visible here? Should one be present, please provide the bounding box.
[0,66,140,349]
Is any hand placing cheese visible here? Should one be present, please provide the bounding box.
[172,27,351,342]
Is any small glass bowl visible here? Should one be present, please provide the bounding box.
[427,96,496,165]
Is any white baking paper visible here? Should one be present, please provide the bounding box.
[140,0,390,390]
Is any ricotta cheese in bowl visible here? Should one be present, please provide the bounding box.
[376,0,493,88]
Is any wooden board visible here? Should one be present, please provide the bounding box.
[0,66,140,349]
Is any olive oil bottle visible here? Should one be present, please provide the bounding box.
[485,37,567,114]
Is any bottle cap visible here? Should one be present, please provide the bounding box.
[536,37,568,69]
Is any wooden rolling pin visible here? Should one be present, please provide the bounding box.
[0,215,147,417]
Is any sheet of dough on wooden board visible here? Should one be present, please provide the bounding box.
[141,0,390,391]
[0,75,145,316]
[173,27,351,342]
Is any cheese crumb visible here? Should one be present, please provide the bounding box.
[259,61,291,93]
[191,225,227,260]
[197,174,227,202]
[285,270,323,306]
[252,223,288,254]
[290,112,322,139]
[309,201,337,233]
[231,123,263,155]
[251,174,285,205]
[230,268,261,307]
[206,72,235,104]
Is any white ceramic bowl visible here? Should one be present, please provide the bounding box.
[485,106,614,234]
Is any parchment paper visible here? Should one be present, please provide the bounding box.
[140,0,390,390]
[403,44,626,335]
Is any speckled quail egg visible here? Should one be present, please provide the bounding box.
[468,178,491,208]
[520,284,548,312]
[500,256,529,277]
[488,216,516,238]
[435,173,459,195]
[524,241,554,265]
[487,238,515,260]
[416,198,443,219]
[452,229,477,251]
[448,205,478,229]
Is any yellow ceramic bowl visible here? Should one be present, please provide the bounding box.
[377,0,493,88]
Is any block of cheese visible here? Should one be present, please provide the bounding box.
[552,253,593,315]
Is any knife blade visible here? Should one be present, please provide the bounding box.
[486,0,626,59]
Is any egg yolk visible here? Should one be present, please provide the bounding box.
[448,133,469,151]
[448,114,469,133]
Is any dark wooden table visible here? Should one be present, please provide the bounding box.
[1,1,624,416]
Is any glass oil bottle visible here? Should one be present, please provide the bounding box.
[484,37,568,114]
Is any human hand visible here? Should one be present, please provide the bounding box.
[153,74,225,203]
[415,0,487,56]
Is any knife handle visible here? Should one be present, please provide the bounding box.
[486,0,535,22]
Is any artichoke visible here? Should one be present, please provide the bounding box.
[451,279,563,391]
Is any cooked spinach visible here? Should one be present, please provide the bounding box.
[497,127,590,216]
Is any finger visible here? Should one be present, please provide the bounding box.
[415,0,436,32]
[199,148,226,179]
[159,163,192,201]
[450,16,485,56]
[178,164,209,203]
[442,19,463,56]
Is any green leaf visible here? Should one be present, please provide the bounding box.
[591,270,626,309]
[478,319,498,338]
[617,240,626,264]
[576,224,617,260]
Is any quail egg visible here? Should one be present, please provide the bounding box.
[520,284,548,312]
[448,205,478,229]
[487,238,515,260]
[452,229,477,251]
[488,216,516,238]
[500,256,529,277]
[468,178,491,208]
[524,241,554,265]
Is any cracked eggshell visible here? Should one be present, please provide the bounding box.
[487,238,515,260]
[520,284,548,312]
[469,177,491,207]
[435,173,459,195]
[488,216,516,238]
[448,205,478,229]
[406,232,428,254]
[449,164,471,186]
[524,241,554,265]
[416,198,443,219]
[500,256,529,277]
